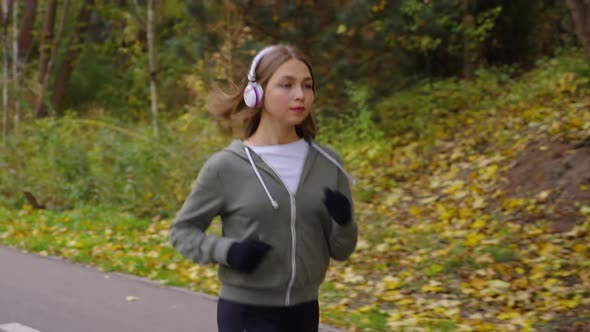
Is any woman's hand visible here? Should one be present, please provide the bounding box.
[226,239,272,273]
[322,188,352,225]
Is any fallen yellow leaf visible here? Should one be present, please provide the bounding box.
[573,243,587,253]
[409,205,422,217]
[421,280,445,293]
[536,189,552,201]
[488,279,511,290]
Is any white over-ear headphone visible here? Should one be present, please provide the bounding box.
[243,46,275,108]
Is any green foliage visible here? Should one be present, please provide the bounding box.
[317,81,388,169]
[318,82,383,142]
[0,113,227,216]
[65,41,195,119]
[481,245,516,263]
[480,0,575,67]
[65,46,119,111]
[6,0,576,122]
[374,48,589,146]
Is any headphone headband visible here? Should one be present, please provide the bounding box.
[247,46,276,82]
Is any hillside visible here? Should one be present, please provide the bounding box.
[317,53,590,331]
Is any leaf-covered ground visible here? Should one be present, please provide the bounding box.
[323,72,590,331]
[1,67,590,331]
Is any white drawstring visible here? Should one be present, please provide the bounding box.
[244,147,279,209]
[311,143,357,185]
[243,143,354,210]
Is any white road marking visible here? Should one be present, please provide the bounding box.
[0,323,42,332]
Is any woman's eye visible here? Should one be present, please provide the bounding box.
[280,83,292,88]
[304,84,313,89]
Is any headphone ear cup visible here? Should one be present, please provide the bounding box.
[243,82,264,108]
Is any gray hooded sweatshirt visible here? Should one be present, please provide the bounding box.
[170,139,357,306]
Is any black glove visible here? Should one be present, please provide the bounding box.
[226,239,272,273]
[322,188,352,225]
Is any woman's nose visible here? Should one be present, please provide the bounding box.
[294,85,305,99]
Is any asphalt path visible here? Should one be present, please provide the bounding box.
[0,246,346,332]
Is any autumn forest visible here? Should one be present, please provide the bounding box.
[1,1,590,331]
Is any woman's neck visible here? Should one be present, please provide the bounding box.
[244,122,300,146]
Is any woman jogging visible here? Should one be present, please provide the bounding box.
[170,44,358,332]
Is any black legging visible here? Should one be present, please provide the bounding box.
[217,298,319,332]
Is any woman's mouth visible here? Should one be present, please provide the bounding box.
[290,107,305,113]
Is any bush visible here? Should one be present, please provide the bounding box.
[0,113,226,217]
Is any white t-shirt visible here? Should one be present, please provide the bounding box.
[248,139,309,194]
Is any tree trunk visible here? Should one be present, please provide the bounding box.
[2,0,12,144]
[34,0,57,117]
[18,0,37,62]
[147,0,159,136]
[12,0,18,130]
[36,0,68,118]
[463,0,475,80]
[51,0,94,114]
[566,0,590,67]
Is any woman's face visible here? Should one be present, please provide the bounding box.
[262,58,315,127]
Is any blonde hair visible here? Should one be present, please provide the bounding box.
[208,44,317,140]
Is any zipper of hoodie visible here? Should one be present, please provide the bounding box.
[285,192,297,305]
[255,157,297,306]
